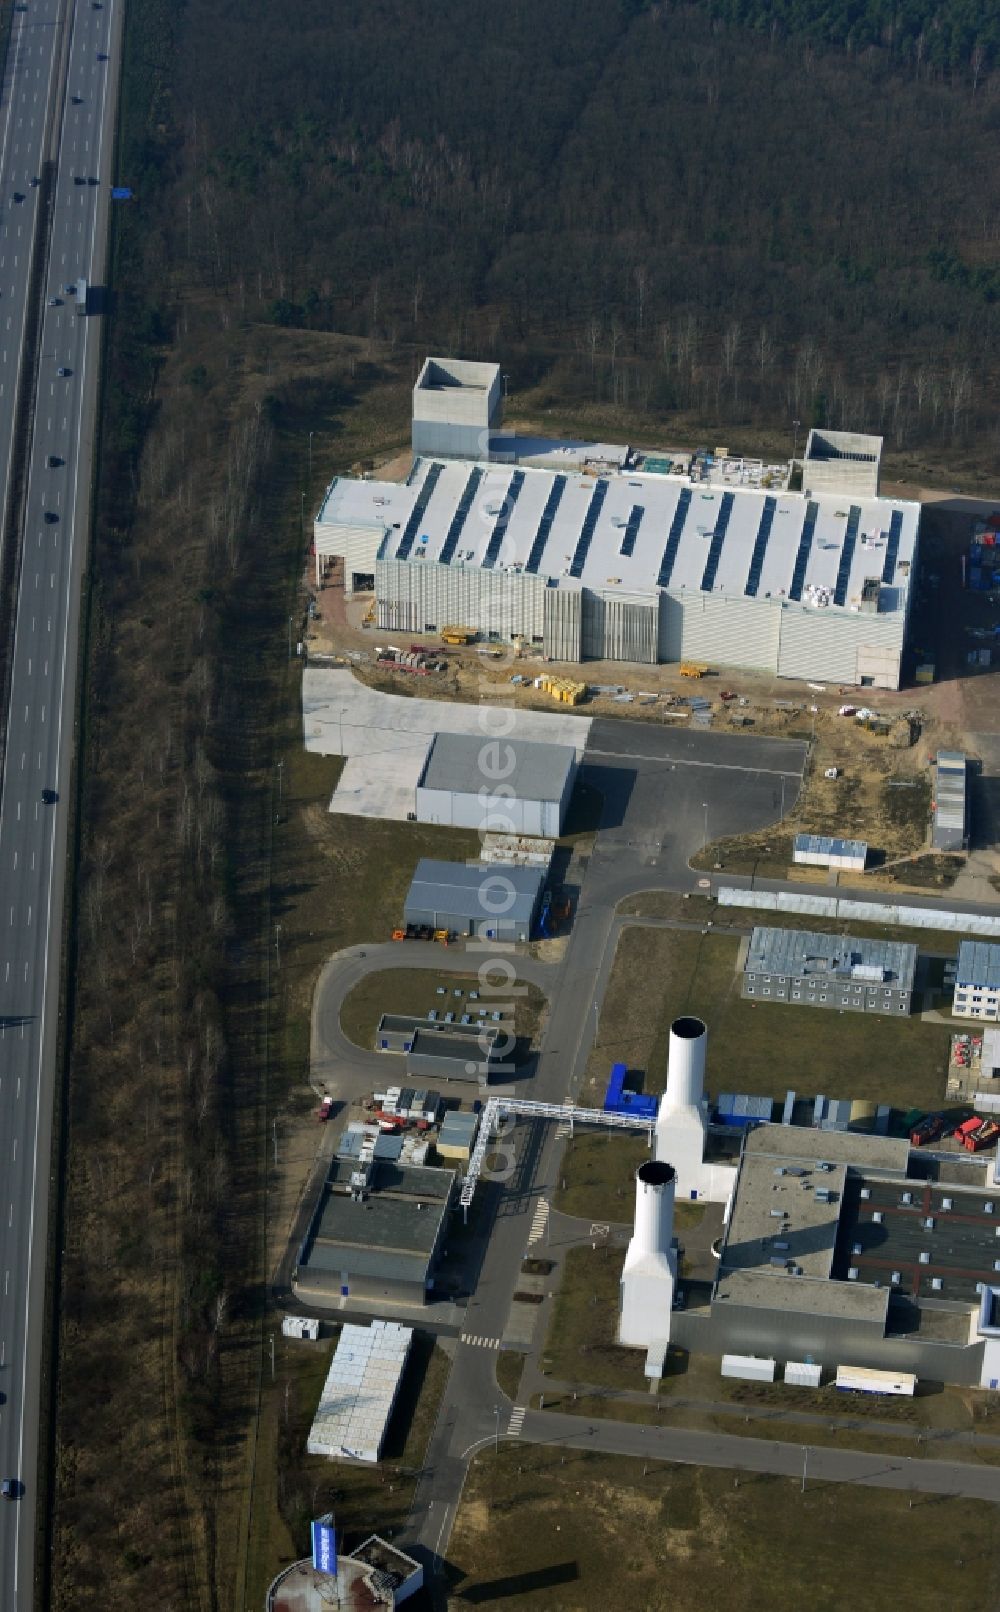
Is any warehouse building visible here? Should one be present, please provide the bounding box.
[404,856,545,940]
[306,1319,413,1463]
[952,940,1000,1022]
[742,926,916,1015]
[314,415,919,685]
[295,1158,456,1308]
[406,1025,502,1084]
[932,750,968,851]
[415,733,576,837]
[668,1125,1000,1387]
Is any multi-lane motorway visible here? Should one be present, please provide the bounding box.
[0,0,122,1605]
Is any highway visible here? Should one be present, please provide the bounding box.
[0,0,123,1605]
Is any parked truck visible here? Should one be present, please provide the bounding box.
[75,276,88,315]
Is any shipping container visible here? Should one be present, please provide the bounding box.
[784,1360,822,1388]
[721,1354,777,1383]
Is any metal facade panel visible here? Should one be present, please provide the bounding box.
[581,594,658,663]
[677,593,781,671]
[542,585,583,660]
[412,420,494,460]
[376,557,546,642]
[777,606,903,687]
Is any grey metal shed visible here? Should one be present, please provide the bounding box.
[404,857,545,941]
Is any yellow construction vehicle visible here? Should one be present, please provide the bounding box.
[679,661,710,679]
[441,626,476,646]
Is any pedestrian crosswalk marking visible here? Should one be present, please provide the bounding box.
[508,1406,526,1436]
[460,1333,501,1350]
[527,1198,549,1245]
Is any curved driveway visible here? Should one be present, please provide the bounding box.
[311,940,557,1093]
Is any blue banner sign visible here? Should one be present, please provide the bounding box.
[311,1516,337,1576]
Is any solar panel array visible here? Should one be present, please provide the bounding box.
[744,495,776,597]
[439,467,485,565]
[833,504,862,607]
[700,491,736,592]
[568,479,609,578]
[482,470,525,569]
[395,461,444,560]
[656,487,692,587]
[882,509,903,584]
[788,500,819,601]
[619,503,645,558]
[525,475,567,574]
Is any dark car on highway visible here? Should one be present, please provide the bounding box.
[41,789,58,805]
[1,1479,19,1500]
[43,511,58,523]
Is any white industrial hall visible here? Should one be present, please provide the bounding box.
[313,361,921,689]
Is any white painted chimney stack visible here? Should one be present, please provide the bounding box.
[663,1015,707,1113]
[619,1161,677,1348]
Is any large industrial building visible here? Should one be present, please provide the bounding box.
[415,732,576,837]
[741,926,916,1015]
[620,1109,1000,1388]
[404,856,546,940]
[314,366,920,687]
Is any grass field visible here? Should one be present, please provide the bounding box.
[446,1448,1000,1610]
[339,967,547,1053]
[586,923,952,1113]
[554,1131,707,1229]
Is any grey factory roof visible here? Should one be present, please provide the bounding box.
[301,1160,454,1286]
[744,1123,911,1174]
[720,1151,847,1280]
[744,926,917,992]
[316,454,919,615]
[956,939,1000,990]
[934,750,967,836]
[837,1176,1000,1308]
[714,1267,890,1323]
[408,1027,498,1065]
[418,731,575,804]
[406,857,545,924]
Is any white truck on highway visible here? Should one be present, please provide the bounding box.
[75,276,88,315]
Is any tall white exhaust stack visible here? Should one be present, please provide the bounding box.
[655,1016,708,1197]
[619,1161,677,1348]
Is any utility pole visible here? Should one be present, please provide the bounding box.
[287,614,293,659]
[801,1444,808,1493]
[275,923,282,970]
[702,801,709,849]
[277,758,284,802]
[272,1118,278,1167]
[269,1334,275,1381]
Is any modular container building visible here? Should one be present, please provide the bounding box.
[952,940,1000,1022]
[932,750,968,852]
[716,1093,774,1128]
[415,732,576,839]
[792,833,868,872]
[742,926,916,1016]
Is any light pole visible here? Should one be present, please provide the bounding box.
[801,1444,808,1493]
[494,1404,500,1453]
[702,801,709,850]
[780,775,786,821]
[287,614,293,659]
[308,429,315,489]
[792,418,801,465]
[300,490,306,539]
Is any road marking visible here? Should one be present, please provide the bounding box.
[460,1333,501,1351]
[585,745,804,779]
[527,1197,549,1246]
[508,1406,526,1437]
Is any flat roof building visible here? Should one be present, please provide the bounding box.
[953,940,1000,1022]
[415,733,576,838]
[669,1123,1000,1387]
[315,413,919,686]
[404,856,546,941]
[295,1159,456,1308]
[742,925,916,1015]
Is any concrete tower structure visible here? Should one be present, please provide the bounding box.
[655,1015,737,1205]
[655,1016,708,1191]
[619,1161,677,1349]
